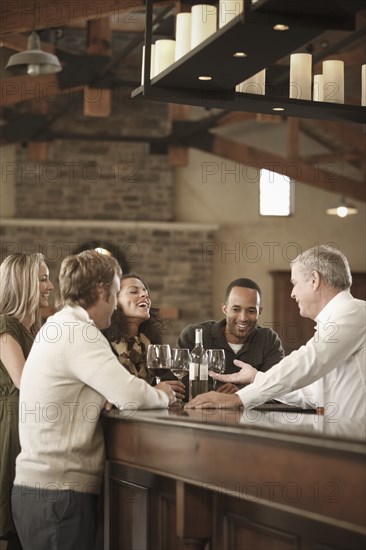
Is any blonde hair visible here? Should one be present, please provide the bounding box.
[0,253,45,332]
[58,249,122,309]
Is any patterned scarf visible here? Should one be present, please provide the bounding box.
[111,333,153,384]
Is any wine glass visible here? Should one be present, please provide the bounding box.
[207,349,225,390]
[170,348,190,381]
[146,344,171,384]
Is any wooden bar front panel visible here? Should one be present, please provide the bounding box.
[103,411,366,550]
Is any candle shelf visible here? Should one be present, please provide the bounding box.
[132,0,366,124]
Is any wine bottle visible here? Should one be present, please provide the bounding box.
[189,328,208,400]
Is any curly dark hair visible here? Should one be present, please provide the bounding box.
[103,273,165,344]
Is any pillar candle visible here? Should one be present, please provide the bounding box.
[191,4,217,49]
[323,60,344,104]
[141,44,155,84]
[219,0,244,29]
[236,69,266,95]
[362,64,366,107]
[175,13,192,61]
[313,74,324,102]
[289,53,312,100]
[154,39,175,76]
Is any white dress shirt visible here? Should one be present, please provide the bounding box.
[236,291,366,419]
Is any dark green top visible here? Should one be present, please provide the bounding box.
[0,314,34,538]
[178,318,284,390]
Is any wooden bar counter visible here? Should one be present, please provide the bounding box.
[102,406,366,550]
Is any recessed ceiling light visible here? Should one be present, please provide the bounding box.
[198,75,212,81]
[272,107,285,111]
[273,24,289,31]
[233,52,247,58]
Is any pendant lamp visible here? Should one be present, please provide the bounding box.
[5,31,62,76]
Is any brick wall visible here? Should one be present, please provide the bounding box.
[15,140,174,221]
[0,220,216,345]
[1,25,217,344]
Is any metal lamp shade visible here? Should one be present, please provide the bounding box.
[5,31,62,75]
[326,197,358,217]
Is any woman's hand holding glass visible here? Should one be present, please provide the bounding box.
[207,349,226,390]
[147,345,186,403]
[146,344,171,384]
[167,348,189,403]
[170,348,190,381]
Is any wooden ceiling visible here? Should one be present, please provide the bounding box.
[0,0,365,202]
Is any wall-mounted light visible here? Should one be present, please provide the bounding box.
[326,197,358,218]
[5,31,62,76]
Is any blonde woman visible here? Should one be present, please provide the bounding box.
[0,253,53,550]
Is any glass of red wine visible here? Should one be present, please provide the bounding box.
[146,344,171,384]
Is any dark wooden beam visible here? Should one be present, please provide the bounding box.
[0,32,55,52]
[192,134,365,202]
[287,118,299,158]
[84,18,112,117]
[311,120,366,156]
[0,0,145,34]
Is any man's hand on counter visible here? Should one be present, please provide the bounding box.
[185,391,243,409]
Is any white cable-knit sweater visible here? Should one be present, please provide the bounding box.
[14,305,169,494]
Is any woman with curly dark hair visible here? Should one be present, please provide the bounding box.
[104,274,171,384]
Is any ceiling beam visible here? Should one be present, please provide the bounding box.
[310,120,366,156]
[287,118,299,158]
[0,32,55,52]
[314,46,365,68]
[304,152,361,164]
[0,74,58,105]
[84,18,112,117]
[215,112,256,127]
[69,13,146,33]
[0,0,145,34]
[26,96,49,161]
[192,134,365,202]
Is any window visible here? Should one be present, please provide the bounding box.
[259,169,293,216]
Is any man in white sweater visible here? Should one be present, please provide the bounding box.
[186,245,365,419]
[12,250,180,550]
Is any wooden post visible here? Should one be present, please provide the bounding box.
[26,97,49,161]
[83,18,112,117]
[168,104,189,166]
[287,117,299,159]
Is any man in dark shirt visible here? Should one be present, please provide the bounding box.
[178,278,284,392]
